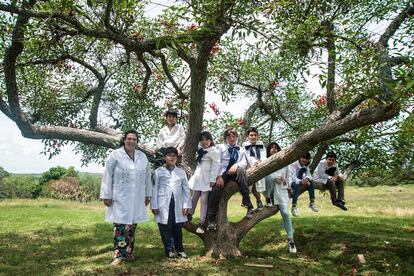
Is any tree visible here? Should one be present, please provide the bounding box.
[0,0,413,257]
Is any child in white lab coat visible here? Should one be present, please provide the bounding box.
[151,147,192,259]
[188,131,220,234]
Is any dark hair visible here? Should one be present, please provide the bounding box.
[164,109,178,118]
[326,151,337,159]
[300,152,311,166]
[164,146,178,156]
[200,131,215,146]
[245,127,259,136]
[120,129,139,147]
[266,142,282,157]
[223,128,238,140]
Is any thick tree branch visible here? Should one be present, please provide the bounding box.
[326,23,336,113]
[137,53,152,94]
[246,104,399,184]
[378,5,414,47]
[150,51,188,99]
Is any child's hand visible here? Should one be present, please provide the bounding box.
[182,208,190,216]
[216,176,224,188]
[151,209,160,215]
[302,178,310,187]
[228,164,238,175]
[103,199,112,207]
[145,197,150,206]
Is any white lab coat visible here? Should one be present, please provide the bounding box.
[188,146,220,191]
[314,159,341,184]
[151,166,192,224]
[272,167,291,206]
[242,141,266,192]
[156,124,185,149]
[289,160,313,185]
[217,143,248,175]
[100,147,152,225]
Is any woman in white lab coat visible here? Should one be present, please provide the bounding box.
[100,130,152,266]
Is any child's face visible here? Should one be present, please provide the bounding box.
[225,133,238,146]
[326,157,336,167]
[247,132,258,145]
[166,114,177,126]
[200,137,211,148]
[269,145,279,156]
[164,153,177,167]
[299,157,309,166]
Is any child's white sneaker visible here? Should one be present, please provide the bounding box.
[288,241,297,254]
[291,206,299,217]
[196,224,205,234]
[309,202,319,212]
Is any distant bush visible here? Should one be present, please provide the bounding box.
[34,166,79,198]
[2,175,39,198]
[0,166,11,199]
[347,170,414,187]
[79,174,101,201]
[43,175,101,202]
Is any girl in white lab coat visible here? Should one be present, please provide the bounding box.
[242,127,267,210]
[151,147,192,259]
[188,131,220,234]
[100,130,152,266]
[264,142,296,253]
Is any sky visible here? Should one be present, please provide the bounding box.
[0,93,253,174]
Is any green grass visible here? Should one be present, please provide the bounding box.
[0,185,413,275]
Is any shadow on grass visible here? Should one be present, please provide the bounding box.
[0,216,413,275]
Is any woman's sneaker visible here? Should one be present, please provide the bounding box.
[288,241,297,254]
[309,202,319,212]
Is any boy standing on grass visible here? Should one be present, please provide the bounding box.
[206,128,254,231]
[151,147,192,259]
[314,151,347,211]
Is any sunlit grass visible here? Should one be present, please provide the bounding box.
[0,185,413,275]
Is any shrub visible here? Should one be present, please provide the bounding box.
[2,175,39,198]
[79,174,101,201]
[35,166,79,198]
[0,167,10,199]
[43,175,101,202]
[43,176,82,201]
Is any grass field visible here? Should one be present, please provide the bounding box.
[0,185,413,275]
